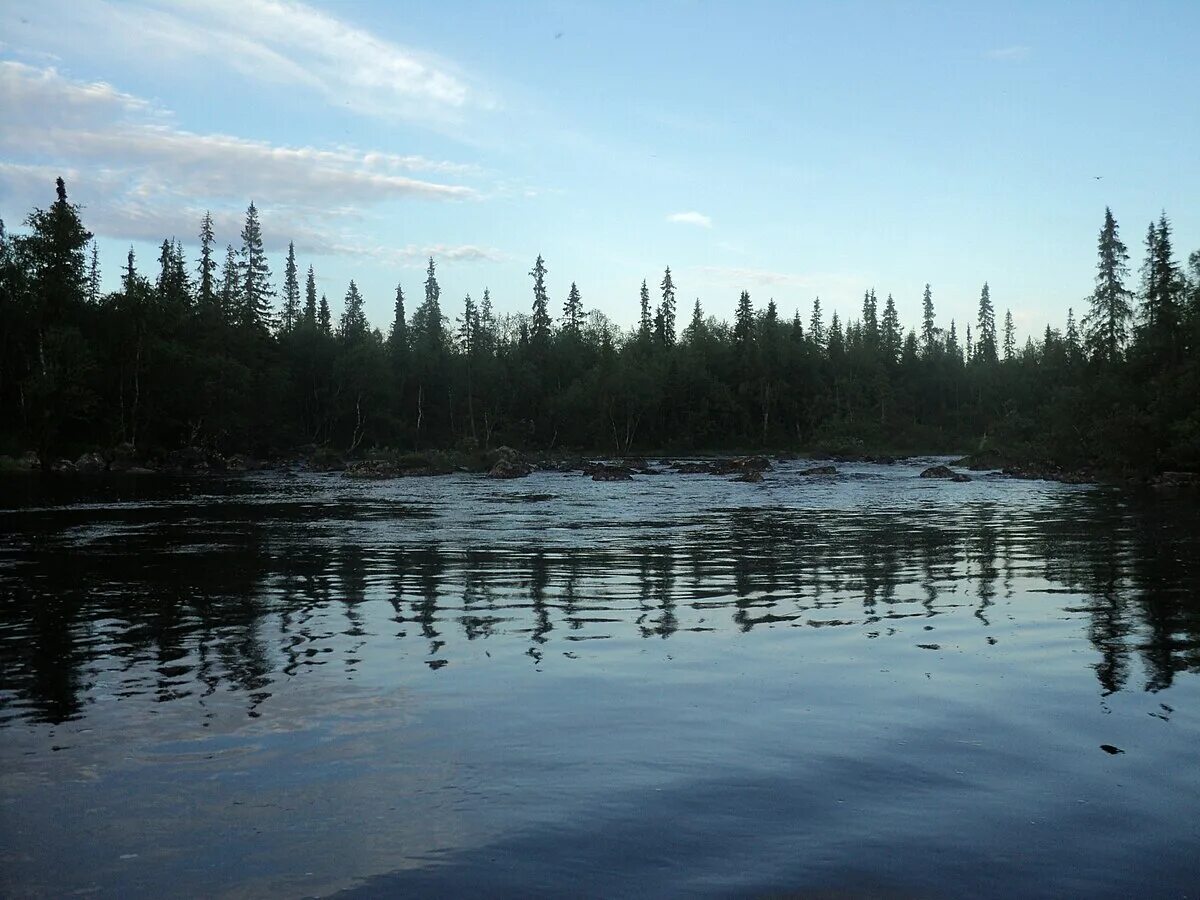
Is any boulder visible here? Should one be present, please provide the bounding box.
[488,458,533,479]
[75,451,107,473]
[732,470,764,483]
[586,463,634,481]
[919,464,971,482]
[343,460,400,479]
[800,465,837,476]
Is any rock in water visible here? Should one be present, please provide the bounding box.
[488,458,533,479]
[919,464,971,482]
[732,470,764,483]
[800,465,837,476]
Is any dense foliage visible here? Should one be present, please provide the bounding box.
[3,181,1198,471]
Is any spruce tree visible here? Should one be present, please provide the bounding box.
[638,280,652,341]
[809,296,825,349]
[966,323,973,361]
[478,288,495,354]
[238,202,274,331]
[861,289,879,350]
[529,254,551,349]
[412,256,445,349]
[657,266,676,345]
[684,297,706,344]
[458,293,477,353]
[303,266,318,329]
[339,280,367,342]
[281,240,300,333]
[87,241,101,305]
[562,281,583,336]
[318,293,332,336]
[947,319,961,362]
[1083,207,1132,362]
[219,244,239,323]
[24,177,92,332]
[1003,309,1015,361]
[827,312,844,358]
[976,282,997,363]
[921,283,936,356]
[1065,307,1081,358]
[734,290,754,346]
[197,211,216,309]
[388,283,408,355]
[881,293,901,363]
[1138,212,1182,353]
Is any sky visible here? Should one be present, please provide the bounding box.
[1,0,1197,339]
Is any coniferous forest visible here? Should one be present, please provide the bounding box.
[2,179,1198,474]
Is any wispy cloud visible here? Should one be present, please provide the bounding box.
[696,265,867,293]
[0,62,494,261]
[667,211,713,228]
[0,0,491,125]
[986,45,1031,61]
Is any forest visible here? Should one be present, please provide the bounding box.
[2,178,1198,474]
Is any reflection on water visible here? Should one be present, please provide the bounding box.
[1,461,1199,897]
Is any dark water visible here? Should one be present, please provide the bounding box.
[2,459,1198,898]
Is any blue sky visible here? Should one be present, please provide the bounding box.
[1,0,1197,339]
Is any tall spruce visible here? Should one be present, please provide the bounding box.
[303,266,318,329]
[388,283,408,356]
[412,256,445,349]
[1083,207,1132,362]
[881,293,901,363]
[281,241,300,333]
[238,202,274,331]
[197,211,216,309]
[529,254,551,350]
[657,267,676,345]
[734,290,754,347]
[562,281,584,336]
[861,289,879,350]
[339,280,367,342]
[219,244,239,322]
[317,293,332,336]
[1003,310,1015,361]
[638,280,652,341]
[1138,212,1182,353]
[87,241,101,305]
[921,283,936,355]
[976,282,997,363]
[809,296,825,349]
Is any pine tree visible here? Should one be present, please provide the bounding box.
[976,282,997,363]
[657,266,676,345]
[638,280,652,341]
[881,292,901,363]
[1003,309,1015,361]
[339,280,367,341]
[921,283,936,356]
[197,211,216,309]
[388,283,408,355]
[562,281,583,336]
[281,240,300,333]
[809,296,825,349]
[238,202,274,330]
[1083,207,1132,362]
[529,254,551,349]
[318,293,332,336]
[303,266,318,330]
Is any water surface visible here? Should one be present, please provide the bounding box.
[2,459,1198,897]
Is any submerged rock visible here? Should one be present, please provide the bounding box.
[732,470,764,483]
[800,465,837,476]
[585,463,634,481]
[674,456,773,476]
[919,464,971,482]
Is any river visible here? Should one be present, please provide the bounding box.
[1,459,1198,897]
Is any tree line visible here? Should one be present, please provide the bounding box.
[2,179,1198,471]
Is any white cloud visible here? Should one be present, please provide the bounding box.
[667,211,713,228]
[0,0,489,125]
[0,62,496,262]
[986,45,1031,61]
